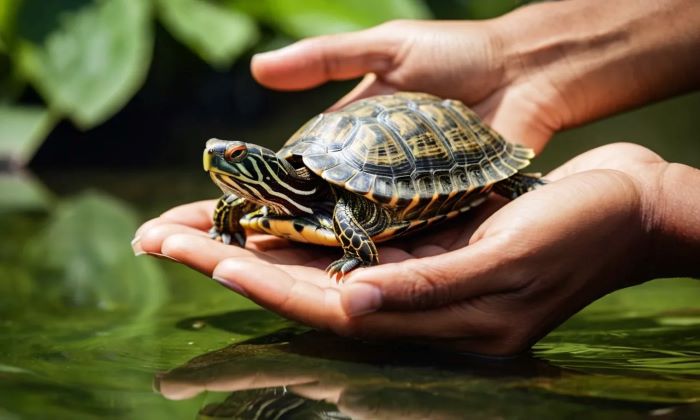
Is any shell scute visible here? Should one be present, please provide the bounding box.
[450,166,470,191]
[467,164,488,188]
[345,172,374,195]
[322,163,355,184]
[351,123,412,177]
[304,153,340,170]
[370,177,395,204]
[380,108,454,172]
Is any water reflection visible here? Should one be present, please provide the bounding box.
[156,325,699,419]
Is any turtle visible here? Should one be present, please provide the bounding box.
[203,92,544,278]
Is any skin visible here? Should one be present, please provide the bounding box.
[133,0,700,355]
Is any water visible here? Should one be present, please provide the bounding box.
[1,92,699,418]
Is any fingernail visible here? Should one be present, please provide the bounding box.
[212,276,249,297]
[253,51,273,60]
[131,236,143,256]
[150,252,180,262]
[344,283,382,317]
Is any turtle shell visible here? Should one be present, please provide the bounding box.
[278,92,535,219]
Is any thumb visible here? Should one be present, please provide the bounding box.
[339,236,516,316]
[251,27,400,91]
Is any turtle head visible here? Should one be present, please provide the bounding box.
[203,138,319,215]
[204,139,261,174]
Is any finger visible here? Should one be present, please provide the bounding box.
[251,28,400,91]
[160,234,272,275]
[212,258,347,330]
[340,236,516,314]
[134,200,216,239]
[212,259,501,342]
[137,224,210,257]
[133,218,165,242]
[158,199,216,229]
[546,142,666,181]
[327,73,397,111]
[160,234,336,282]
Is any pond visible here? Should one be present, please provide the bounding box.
[1,92,699,419]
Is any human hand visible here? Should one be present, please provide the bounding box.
[134,143,697,355]
[251,19,560,151]
[252,0,700,153]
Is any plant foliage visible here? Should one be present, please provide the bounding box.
[0,0,430,165]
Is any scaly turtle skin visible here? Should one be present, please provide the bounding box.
[203,92,544,279]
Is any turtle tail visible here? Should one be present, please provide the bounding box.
[493,172,547,200]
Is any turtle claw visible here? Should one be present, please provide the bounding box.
[208,227,218,240]
[208,227,245,247]
[326,257,363,282]
[232,232,246,247]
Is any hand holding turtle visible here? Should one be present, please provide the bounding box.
[133,143,700,355]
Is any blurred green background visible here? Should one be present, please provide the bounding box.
[1,0,699,418]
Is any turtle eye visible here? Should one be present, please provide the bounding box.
[224,145,247,163]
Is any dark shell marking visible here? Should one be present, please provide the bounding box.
[278,92,535,221]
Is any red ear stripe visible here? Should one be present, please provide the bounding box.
[224,145,248,162]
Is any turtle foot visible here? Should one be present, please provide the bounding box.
[326,257,365,281]
[208,227,245,247]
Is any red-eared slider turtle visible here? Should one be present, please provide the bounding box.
[203,92,543,278]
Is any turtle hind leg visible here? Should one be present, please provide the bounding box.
[327,193,382,280]
[493,172,547,200]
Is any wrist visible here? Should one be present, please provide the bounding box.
[645,163,700,279]
[493,0,700,131]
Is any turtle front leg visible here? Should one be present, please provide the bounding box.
[210,194,258,246]
[327,194,381,279]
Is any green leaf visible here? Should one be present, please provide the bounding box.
[14,0,153,129]
[29,191,167,317]
[0,171,52,212]
[158,0,258,70]
[0,0,21,50]
[0,104,55,164]
[239,0,431,39]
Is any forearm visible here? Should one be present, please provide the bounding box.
[496,0,700,130]
[647,162,700,279]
